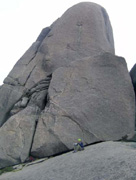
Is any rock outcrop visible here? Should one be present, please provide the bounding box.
[130,64,136,131]
[130,64,136,95]
[0,2,115,127]
[31,53,135,157]
[1,142,136,180]
[0,2,135,168]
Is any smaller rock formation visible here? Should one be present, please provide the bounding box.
[0,75,52,168]
[0,105,40,168]
[130,64,136,95]
[130,64,136,131]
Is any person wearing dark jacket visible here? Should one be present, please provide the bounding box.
[73,139,84,153]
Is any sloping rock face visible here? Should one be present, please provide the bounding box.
[1,142,136,180]
[0,2,135,168]
[31,53,135,157]
[130,64,136,95]
[130,64,136,130]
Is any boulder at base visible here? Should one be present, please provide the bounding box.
[1,142,136,180]
[31,53,135,157]
[0,105,40,169]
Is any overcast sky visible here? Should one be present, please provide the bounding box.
[0,0,136,85]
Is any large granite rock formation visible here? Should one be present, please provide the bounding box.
[0,2,135,168]
[1,142,136,180]
[31,53,135,157]
[0,2,115,127]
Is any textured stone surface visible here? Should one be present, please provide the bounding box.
[4,2,115,88]
[0,2,115,127]
[31,53,135,157]
[0,105,40,169]
[130,64,136,129]
[0,2,134,169]
[130,64,136,94]
[0,84,24,126]
[1,142,136,180]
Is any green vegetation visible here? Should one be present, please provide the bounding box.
[0,166,14,175]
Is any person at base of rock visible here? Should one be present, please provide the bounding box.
[25,156,35,163]
[73,139,84,153]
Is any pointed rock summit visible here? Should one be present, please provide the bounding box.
[0,2,135,168]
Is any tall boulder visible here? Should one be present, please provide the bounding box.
[0,105,40,168]
[0,2,134,168]
[0,2,114,127]
[31,53,135,157]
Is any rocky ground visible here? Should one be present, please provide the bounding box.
[1,141,136,180]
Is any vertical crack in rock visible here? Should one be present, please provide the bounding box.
[77,22,82,51]
[28,74,52,156]
[29,114,39,158]
[23,65,37,86]
[24,50,38,67]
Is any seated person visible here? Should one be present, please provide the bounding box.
[73,139,84,152]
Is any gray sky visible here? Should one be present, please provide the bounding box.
[0,0,136,85]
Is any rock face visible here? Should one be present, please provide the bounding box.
[0,2,135,168]
[31,53,135,157]
[130,64,136,130]
[1,142,136,180]
[130,64,136,94]
[0,105,40,168]
[0,2,115,127]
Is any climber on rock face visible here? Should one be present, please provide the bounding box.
[73,139,84,153]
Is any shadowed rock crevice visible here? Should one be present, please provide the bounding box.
[29,119,39,158]
[9,74,52,117]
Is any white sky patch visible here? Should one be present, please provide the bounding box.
[0,0,136,85]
